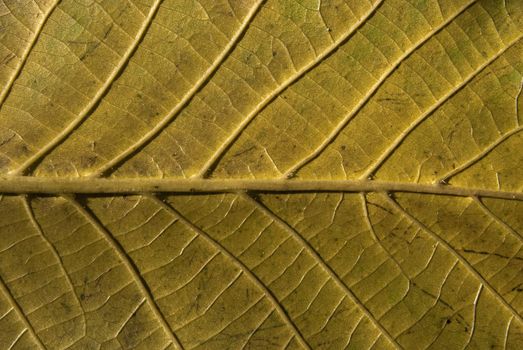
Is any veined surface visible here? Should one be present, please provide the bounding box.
[0,0,522,349]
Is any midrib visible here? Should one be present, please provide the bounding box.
[0,177,520,200]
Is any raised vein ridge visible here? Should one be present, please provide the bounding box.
[242,192,401,349]
[0,177,521,200]
[195,0,385,178]
[67,196,184,349]
[10,0,164,176]
[150,195,312,350]
[92,0,267,177]
[0,1,61,110]
[386,194,523,324]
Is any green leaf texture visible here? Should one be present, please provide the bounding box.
[0,0,522,348]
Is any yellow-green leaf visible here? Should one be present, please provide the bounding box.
[0,0,522,349]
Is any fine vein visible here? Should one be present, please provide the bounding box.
[195,0,385,178]
[0,276,45,349]
[241,192,402,349]
[67,196,184,349]
[361,36,522,179]
[385,194,523,324]
[10,0,164,176]
[149,195,312,350]
[0,1,61,109]
[92,0,267,177]
[283,0,477,178]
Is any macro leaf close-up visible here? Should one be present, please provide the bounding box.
[0,0,522,349]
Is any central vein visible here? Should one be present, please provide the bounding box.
[0,177,520,200]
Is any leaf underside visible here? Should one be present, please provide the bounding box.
[0,0,522,349]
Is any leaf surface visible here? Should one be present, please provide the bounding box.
[0,0,522,348]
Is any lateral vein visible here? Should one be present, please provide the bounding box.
[0,276,46,349]
[472,196,523,243]
[148,195,312,350]
[196,0,385,178]
[439,126,523,183]
[385,194,523,324]
[361,36,522,179]
[0,1,61,109]
[10,0,164,176]
[66,196,184,349]
[283,0,477,178]
[92,0,267,177]
[22,196,87,333]
[241,192,402,349]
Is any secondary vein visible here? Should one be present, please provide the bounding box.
[149,195,312,350]
[10,0,165,176]
[283,0,477,178]
[0,1,61,110]
[385,194,523,324]
[91,0,267,177]
[67,196,184,349]
[195,0,385,178]
[361,35,522,179]
[0,275,46,349]
[242,192,402,349]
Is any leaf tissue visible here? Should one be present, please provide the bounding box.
[0,0,522,348]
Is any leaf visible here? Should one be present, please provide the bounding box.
[0,0,521,348]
